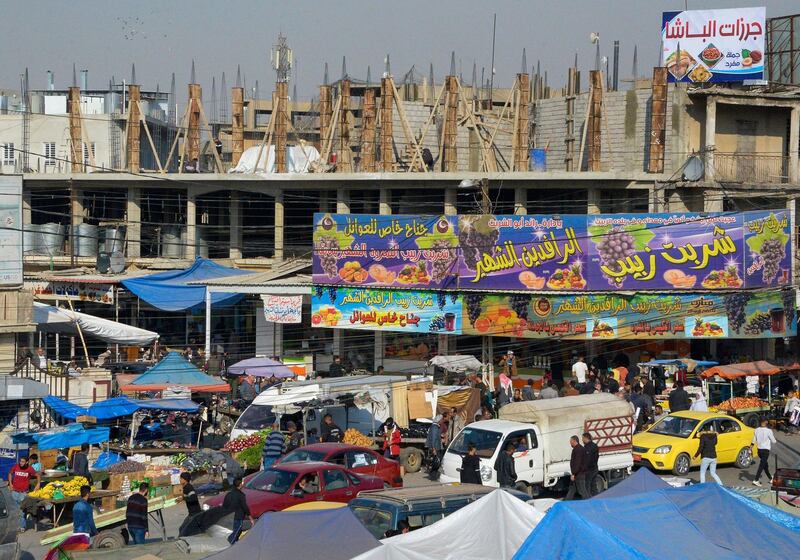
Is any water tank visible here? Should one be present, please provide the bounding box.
[161,225,184,258]
[104,93,121,114]
[38,223,66,256]
[103,228,125,254]
[29,94,44,114]
[72,223,98,257]
[23,224,40,254]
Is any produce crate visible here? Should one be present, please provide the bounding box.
[172,484,183,497]
[151,485,173,499]
[108,472,144,492]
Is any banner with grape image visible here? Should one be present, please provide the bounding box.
[458,214,588,291]
[312,286,462,334]
[743,210,792,289]
[461,290,795,340]
[312,213,459,290]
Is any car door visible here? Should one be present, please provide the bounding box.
[502,429,539,485]
[714,417,742,463]
[327,451,349,467]
[322,467,355,503]
[346,449,379,477]
[691,420,716,466]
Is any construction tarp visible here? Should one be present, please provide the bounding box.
[13,423,110,451]
[118,352,230,393]
[700,360,784,379]
[42,395,88,421]
[593,468,670,500]
[121,257,250,312]
[33,302,159,345]
[514,483,800,560]
[205,506,379,560]
[354,490,543,560]
[228,145,321,174]
[87,396,201,420]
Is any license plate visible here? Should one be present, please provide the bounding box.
[632,454,642,462]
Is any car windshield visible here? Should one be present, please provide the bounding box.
[350,506,393,540]
[235,404,276,431]
[648,416,700,438]
[246,468,297,494]
[281,449,327,463]
[448,427,502,458]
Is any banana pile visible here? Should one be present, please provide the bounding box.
[343,428,373,448]
[28,476,94,499]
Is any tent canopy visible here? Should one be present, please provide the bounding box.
[428,355,483,372]
[354,490,543,560]
[700,360,784,379]
[205,506,379,560]
[118,352,230,393]
[227,357,294,378]
[121,257,250,312]
[43,395,88,421]
[87,395,201,420]
[593,468,670,500]
[13,423,110,451]
[33,302,159,346]
[514,483,800,560]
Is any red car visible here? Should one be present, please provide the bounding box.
[203,461,383,518]
[277,443,403,488]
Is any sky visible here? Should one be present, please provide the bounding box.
[1,1,797,100]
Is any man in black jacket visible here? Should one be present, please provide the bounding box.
[565,435,589,500]
[180,472,201,516]
[494,443,517,488]
[320,414,343,443]
[223,478,253,545]
[327,355,345,378]
[668,381,691,413]
[582,432,599,496]
[71,443,93,484]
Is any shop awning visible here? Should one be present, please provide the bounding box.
[0,377,49,401]
[42,395,88,421]
[121,257,251,312]
[700,360,784,380]
[13,423,110,451]
[87,395,201,420]
[118,352,230,393]
[33,302,159,346]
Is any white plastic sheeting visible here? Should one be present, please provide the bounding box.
[228,145,320,174]
[352,490,543,560]
[428,355,483,372]
[33,302,159,346]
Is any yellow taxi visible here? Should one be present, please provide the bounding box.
[632,411,756,476]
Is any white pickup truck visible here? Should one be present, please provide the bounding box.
[440,393,634,496]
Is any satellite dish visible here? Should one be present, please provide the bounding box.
[683,155,704,182]
[589,32,600,44]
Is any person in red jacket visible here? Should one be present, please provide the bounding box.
[382,417,402,462]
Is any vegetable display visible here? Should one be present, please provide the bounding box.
[717,397,768,410]
[343,428,374,448]
[108,460,146,474]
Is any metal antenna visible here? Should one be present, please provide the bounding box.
[243,74,247,99]
[384,54,391,77]
[211,76,217,122]
[632,45,639,79]
[471,61,477,100]
[292,83,297,102]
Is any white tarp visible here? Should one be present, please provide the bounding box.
[228,145,320,174]
[353,490,543,560]
[33,302,159,346]
[428,355,483,373]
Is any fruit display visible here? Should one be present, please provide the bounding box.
[224,432,266,454]
[397,263,430,285]
[368,264,396,284]
[691,318,725,337]
[339,261,369,283]
[663,269,697,288]
[717,397,768,410]
[108,460,146,474]
[312,307,342,327]
[546,264,586,290]
[29,476,94,500]
[591,320,615,338]
[343,428,374,448]
[518,271,545,289]
[724,293,753,333]
[701,266,743,289]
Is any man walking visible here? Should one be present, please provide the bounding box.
[582,433,599,495]
[494,443,517,488]
[572,356,588,385]
[180,472,201,516]
[223,477,253,545]
[694,428,723,484]
[320,414,343,443]
[752,419,777,486]
[8,455,40,532]
[126,482,149,544]
[72,485,97,539]
[668,381,691,413]
[565,436,589,500]
[262,422,286,469]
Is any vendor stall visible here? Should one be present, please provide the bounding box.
[117,352,230,394]
[700,361,786,427]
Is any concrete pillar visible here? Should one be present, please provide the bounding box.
[274,189,284,260]
[336,188,350,214]
[275,82,289,173]
[333,330,344,357]
[22,192,31,229]
[380,78,394,171]
[229,191,242,259]
[186,191,196,258]
[374,332,384,371]
[379,189,391,215]
[514,73,530,171]
[703,189,724,212]
[444,76,459,171]
[187,84,202,163]
[514,187,527,215]
[126,187,141,258]
[704,96,716,183]
[361,88,377,172]
[587,189,601,214]
[789,107,799,183]
[318,85,332,154]
[444,188,457,215]
[70,188,84,258]
[338,80,352,172]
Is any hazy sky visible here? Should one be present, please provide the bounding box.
[2,1,796,99]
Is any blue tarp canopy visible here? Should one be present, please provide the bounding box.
[514,483,800,559]
[88,395,201,420]
[120,352,229,392]
[42,395,88,421]
[121,257,250,312]
[13,423,110,451]
[593,468,670,500]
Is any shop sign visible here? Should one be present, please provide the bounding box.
[661,7,766,83]
[261,295,303,324]
[312,287,462,334]
[26,281,115,304]
[461,289,796,340]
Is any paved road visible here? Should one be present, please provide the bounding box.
[19,430,800,558]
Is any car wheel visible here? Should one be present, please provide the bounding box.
[735,446,753,469]
[672,453,691,476]
[742,413,760,429]
[590,473,607,496]
[399,448,423,473]
[92,530,125,549]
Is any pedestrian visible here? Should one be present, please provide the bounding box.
[320,413,343,443]
[438,410,452,447]
[8,455,40,532]
[539,383,559,399]
[582,433,599,495]
[72,443,93,484]
[382,417,402,461]
[459,444,482,485]
[494,442,517,488]
[565,436,589,500]
[497,374,513,408]
[223,477,253,545]
[327,355,345,378]
[522,379,534,401]
[125,482,149,545]
[503,350,518,376]
[35,347,48,370]
[652,405,667,424]
[28,454,42,474]
[694,428,723,484]
[474,373,488,405]
[752,418,777,486]
[572,356,588,385]
[449,408,464,442]
[690,393,709,412]
[180,472,201,516]
[513,388,523,402]
[72,485,97,539]
[285,421,303,452]
[425,415,443,474]
[262,422,286,469]
[668,381,691,413]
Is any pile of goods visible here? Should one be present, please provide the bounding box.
[130,440,194,450]
[181,450,229,472]
[223,430,273,469]
[716,396,768,410]
[29,476,93,499]
[108,460,146,474]
[343,428,373,448]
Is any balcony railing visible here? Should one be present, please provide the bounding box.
[714,153,790,184]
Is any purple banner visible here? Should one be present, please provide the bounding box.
[743,210,792,289]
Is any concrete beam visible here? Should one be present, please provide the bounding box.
[126,187,141,258]
[229,191,242,259]
[274,189,284,260]
[336,188,350,213]
[587,189,601,214]
[444,188,457,215]
[704,96,716,183]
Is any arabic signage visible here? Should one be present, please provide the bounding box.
[461,289,796,340]
[261,295,303,324]
[312,287,462,334]
[26,281,115,304]
[743,210,793,288]
[0,177,23,286]
[312,213,459,289]
[661,8,766,83]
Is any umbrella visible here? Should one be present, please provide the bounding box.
[45,534,91,560]
[227,357,294,378]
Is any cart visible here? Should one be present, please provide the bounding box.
[717,403,772,428]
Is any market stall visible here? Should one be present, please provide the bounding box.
[700,361,786,426]
[117,352,230,394]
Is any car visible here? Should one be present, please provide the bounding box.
[277,443,403,488]
[203,462,384,518]
[632,411,756,476]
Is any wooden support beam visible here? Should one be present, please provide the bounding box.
[380,78,394,171]
[361,87,377,171]
[338,80,351,172]
[318,85,332,154]
[444,75,459,171]
[275,81,289,173]
[68,87,83,172]
[187,84,202,162]
[125,85,141,173]
[388,78,426,172]
[231,87,244,166]
[587,70,603,172]
[514,73,530,171]
[648,67,668,173]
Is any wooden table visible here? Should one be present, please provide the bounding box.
[39,489,119,527]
